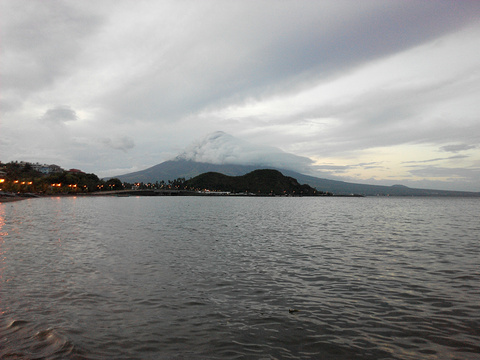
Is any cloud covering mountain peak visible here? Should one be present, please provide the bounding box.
[175,131,313,174]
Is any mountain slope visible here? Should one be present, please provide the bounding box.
[280,170,480,197]
[114,159,262,183]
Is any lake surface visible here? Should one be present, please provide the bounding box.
[1,196,479,359]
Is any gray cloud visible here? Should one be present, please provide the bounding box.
[102,136,135,152]
[440,144,477,153]
[40,106,78,124]
[98,1,480,122]
[0,1,103,99]
[402,155,468,165]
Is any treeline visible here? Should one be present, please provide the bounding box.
[127,178,187,190]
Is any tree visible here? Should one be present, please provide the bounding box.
[105,178,123,190]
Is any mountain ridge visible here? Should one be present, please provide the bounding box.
[112,159,480,197]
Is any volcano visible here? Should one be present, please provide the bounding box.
[112,132,480,197]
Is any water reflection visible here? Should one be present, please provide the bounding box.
[0,205,7,286]
[0,205,9,319]
[0,197,479,360]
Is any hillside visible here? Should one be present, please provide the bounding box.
[184,169,319,195]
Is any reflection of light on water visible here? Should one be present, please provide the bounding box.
[0,205,8,315]
[0,205,7,237]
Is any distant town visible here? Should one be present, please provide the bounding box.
[0,161,123,196]
[0,160,186,196]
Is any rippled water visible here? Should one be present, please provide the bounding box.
[1,196,479,359]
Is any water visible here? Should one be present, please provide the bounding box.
[1,196,479,359]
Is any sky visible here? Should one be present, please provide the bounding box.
[1,0,480,191]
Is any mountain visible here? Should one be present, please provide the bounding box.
[112,131,479,196]
[113,159,480,196]
[184,169,318,195]
[278,170,480,197]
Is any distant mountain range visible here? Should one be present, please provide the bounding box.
[113,159,480,197]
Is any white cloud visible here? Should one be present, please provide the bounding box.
[177,131,313,174]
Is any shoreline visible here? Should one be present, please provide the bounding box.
[0,196,30,203]
[0,192,93,203]
[1,189,363,203]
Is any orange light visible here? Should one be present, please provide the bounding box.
[14,180,19,184]
[0,179,4,183]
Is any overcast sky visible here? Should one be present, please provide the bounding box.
[1,0,480,191]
